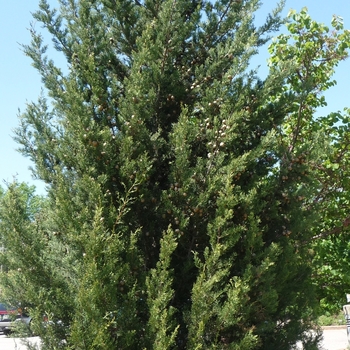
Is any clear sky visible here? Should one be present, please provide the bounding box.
[0,0,349,195]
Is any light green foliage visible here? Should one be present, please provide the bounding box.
[1,1,350,349]
[146,227,179,349]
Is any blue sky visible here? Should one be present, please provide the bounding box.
[0,0,349,195]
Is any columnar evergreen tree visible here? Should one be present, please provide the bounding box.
[1,1,350,349]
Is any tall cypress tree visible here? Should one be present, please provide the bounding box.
[2,1,350,349]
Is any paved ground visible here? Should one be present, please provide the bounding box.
[320,326,349,350]
[0,334,41,350]
[0,327,348,349]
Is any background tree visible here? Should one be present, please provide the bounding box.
[1,1,350,349]
[310,107,350,313]
[267,8,350,314]
[0,182,75,343]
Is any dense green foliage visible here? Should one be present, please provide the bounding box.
[268,8,350,314]
[1,1,350,349]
